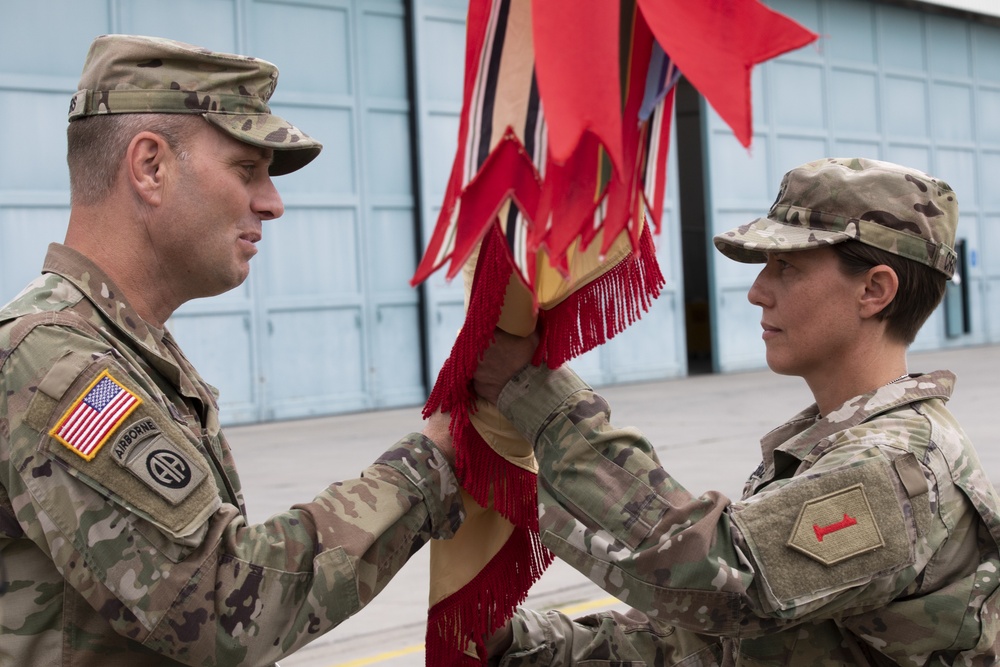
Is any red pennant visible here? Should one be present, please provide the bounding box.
[532,0,624,174]
[637,0,817,148]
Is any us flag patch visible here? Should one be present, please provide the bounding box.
[50,370,142,461]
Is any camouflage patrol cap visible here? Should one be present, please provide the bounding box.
[713,157,958,278]
[69,34,322,176]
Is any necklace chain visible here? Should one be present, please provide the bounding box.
[888,373,910,385]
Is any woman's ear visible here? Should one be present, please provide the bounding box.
[126,131,170,207]
[859,265,899,320]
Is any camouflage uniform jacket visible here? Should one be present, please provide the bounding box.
[0,244,465,666]
[495,365,1000,666]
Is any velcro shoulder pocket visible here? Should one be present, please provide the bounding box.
[730,457,913,613]
[29,353,220,542]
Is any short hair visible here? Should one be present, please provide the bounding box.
[67,114,202,206]
[833,240,947,345]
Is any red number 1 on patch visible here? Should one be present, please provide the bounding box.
[813,514,857,542]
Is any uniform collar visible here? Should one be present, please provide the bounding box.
[41,243,190,388]
[760,371,956,470]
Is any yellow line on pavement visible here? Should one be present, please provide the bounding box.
[556,595,619,616]
[331,642,425,667]
[328,596,620,667]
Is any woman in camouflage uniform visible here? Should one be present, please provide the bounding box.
[476,158,1000,666]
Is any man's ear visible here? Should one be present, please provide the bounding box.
[126,131,171,207]
[859,265,899,319]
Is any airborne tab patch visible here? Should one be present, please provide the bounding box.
[50,369,142,461]
[787,484,884,566]
[110,417,206,506]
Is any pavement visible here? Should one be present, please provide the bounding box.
[226,343,1000,667]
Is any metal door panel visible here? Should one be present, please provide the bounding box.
[0,91,70,191]
[982,214,1000,274]
[249,2,352,96]
[361,12,409,99]
[928,15,971,77]
[422,114,461,205]
[262,209,361,297]
[267,306,367,419]
[932,83,974,142]
[167,312,257,423]
[0,1,108,77]
[826,1,875,64]
[428,300,464,375]
[936,148,977,204]
[120,0,238,48]
[974,25,1000,82]
[771,62,825,130]
[356,2,424,409]
[571,347,603,383]
[0,209,67,301]
[367,209,417,296]
[420,14,466,103]
[709,133,770,207]
[986,279,1000,339]
[885,77,929,137]
[982,153,1000,210]
[374,304,426,405]
[831,70,878,134]
[980,90,1000,143]
[880,7,926,71]
[365,111,414,196]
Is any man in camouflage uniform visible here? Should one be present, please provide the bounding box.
[0,35,464,666]
[475,158,1000,665]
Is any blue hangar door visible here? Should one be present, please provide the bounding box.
[0,0,427,425]
[701,0,1000,373]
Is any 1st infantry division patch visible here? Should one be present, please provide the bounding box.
[787,484,885,566]
[50,369,143,461]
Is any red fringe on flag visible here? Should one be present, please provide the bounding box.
[422,222,664,665]
[425,525,554,666]
[536,223,665,368]
[423,223,545,528]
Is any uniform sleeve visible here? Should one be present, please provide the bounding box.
[1,324,464,665]
[497,365,925,643]
[496,607,723,666]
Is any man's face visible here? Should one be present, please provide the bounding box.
[746,246,865,381]
[154,122,283,301]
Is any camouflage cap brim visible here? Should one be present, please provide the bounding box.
[203,113,321,176]
[714,216,853,264]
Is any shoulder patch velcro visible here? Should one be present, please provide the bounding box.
[40,361,220,539]
[730,457,914,612]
